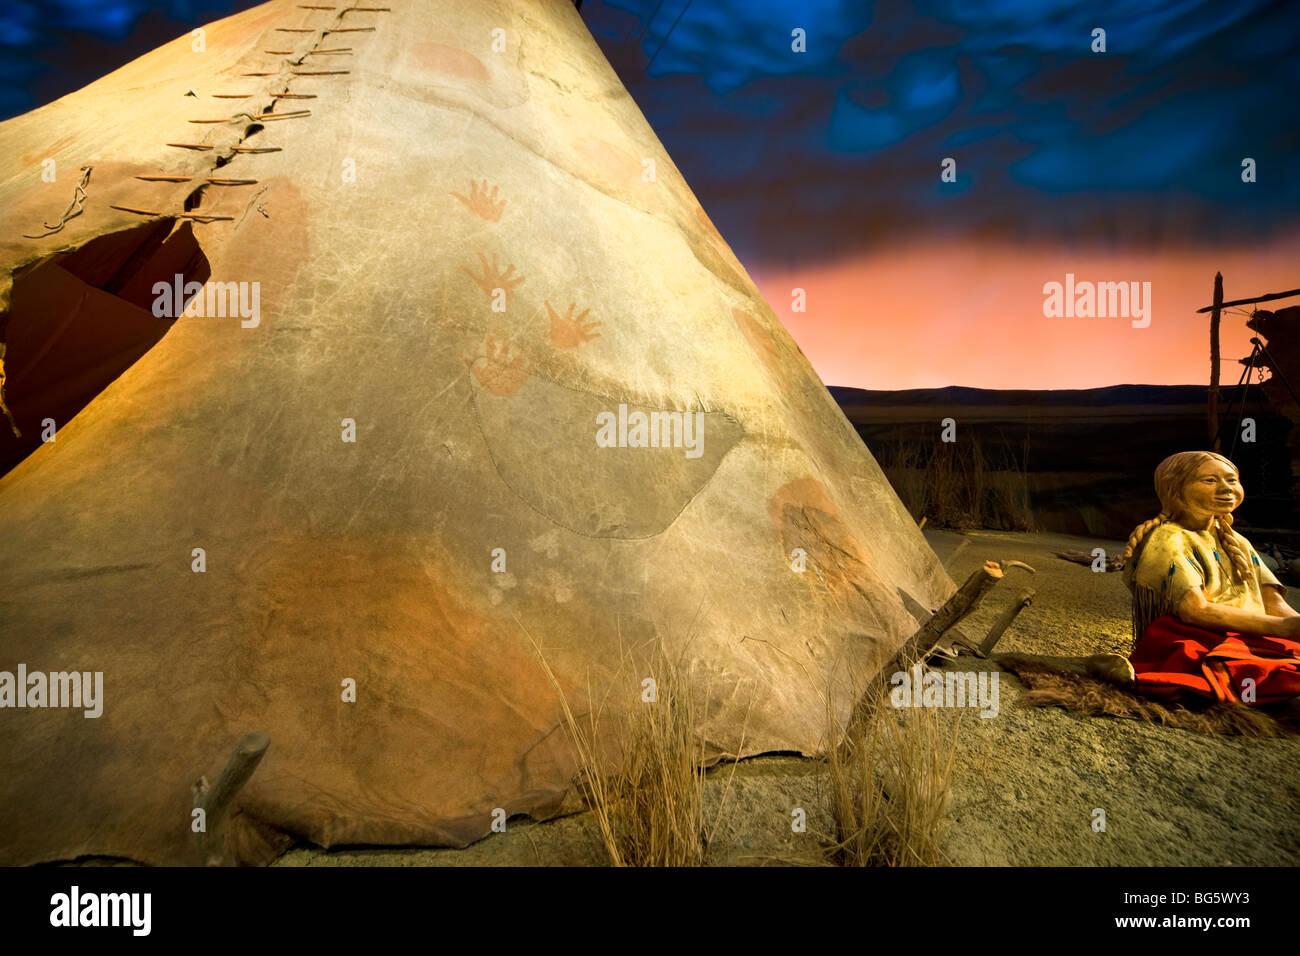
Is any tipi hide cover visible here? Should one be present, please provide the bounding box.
[0,0,952,865]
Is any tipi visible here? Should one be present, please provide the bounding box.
[0,0,952,865]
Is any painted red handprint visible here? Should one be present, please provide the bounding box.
[547,300,601,348]
[471,334,532,396]
[462,250,525,307]
[450,179,506,222]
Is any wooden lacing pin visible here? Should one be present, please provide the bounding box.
[135,175,193,182]
[273,93,317,99]
[264,50,297,55]
[255,109,311,120]
[229,146,283,153]
[112,204,184,216]
[188,118,232,124]
[240,72,279,77]
[274,28,316,32]
[346,7,393,11]
[206,178,259,186]
[212,94,254,99]
[297,4,336,7]
[291,69,349,75]
[166,143,215,150]
[110,204,235,222]
[326,27,375,32]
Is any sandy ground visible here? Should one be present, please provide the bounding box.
[277,530,1300,867]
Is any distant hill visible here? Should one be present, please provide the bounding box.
[832,383,1233,409]
[829,383,1295,538]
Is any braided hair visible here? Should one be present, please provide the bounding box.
[1120,451,1252,581]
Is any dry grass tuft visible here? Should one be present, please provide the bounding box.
[609,642,708,866]
[525,627,712,866]
[882,436,1033,531]
[825,667,962,866]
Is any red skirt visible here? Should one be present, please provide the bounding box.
[1129,615,1300,705]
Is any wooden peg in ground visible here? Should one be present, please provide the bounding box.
[846,560,1005,734]
[192,731,270,866]
[896,560,1005,666]
[949,560,1036,658]
[965,587,1036,657]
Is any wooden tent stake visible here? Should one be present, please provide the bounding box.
[845,560,1005,736]
[192,731,270,866]
[976,587,1036,656]
[884,560,1004,673]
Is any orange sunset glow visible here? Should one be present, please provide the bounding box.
[751,235,1300,391]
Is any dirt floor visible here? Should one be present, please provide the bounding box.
[276,530,1300,867]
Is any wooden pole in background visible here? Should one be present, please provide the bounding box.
[1208,272,1223,451]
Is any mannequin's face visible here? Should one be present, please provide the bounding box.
[1180,459,1243,521]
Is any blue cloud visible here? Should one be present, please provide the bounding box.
[621,0,873,93]
[1011,102,1222,190]
[4,0,1296,261]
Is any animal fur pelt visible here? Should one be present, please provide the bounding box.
[1053,549,1124,572]
[995,653,1299,737]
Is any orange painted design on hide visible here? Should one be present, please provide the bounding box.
[414,42,489,83]
[733,306,783,375]
[547,300,601,348]
[573,136,644,190]
[463,250,525,305]
[768,477,869,591]
[450,179,505,222]
[470,334,532,396]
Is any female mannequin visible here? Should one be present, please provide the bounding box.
[1103,451,1300,705]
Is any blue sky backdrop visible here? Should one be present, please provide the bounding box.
[3,0,1297,265]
